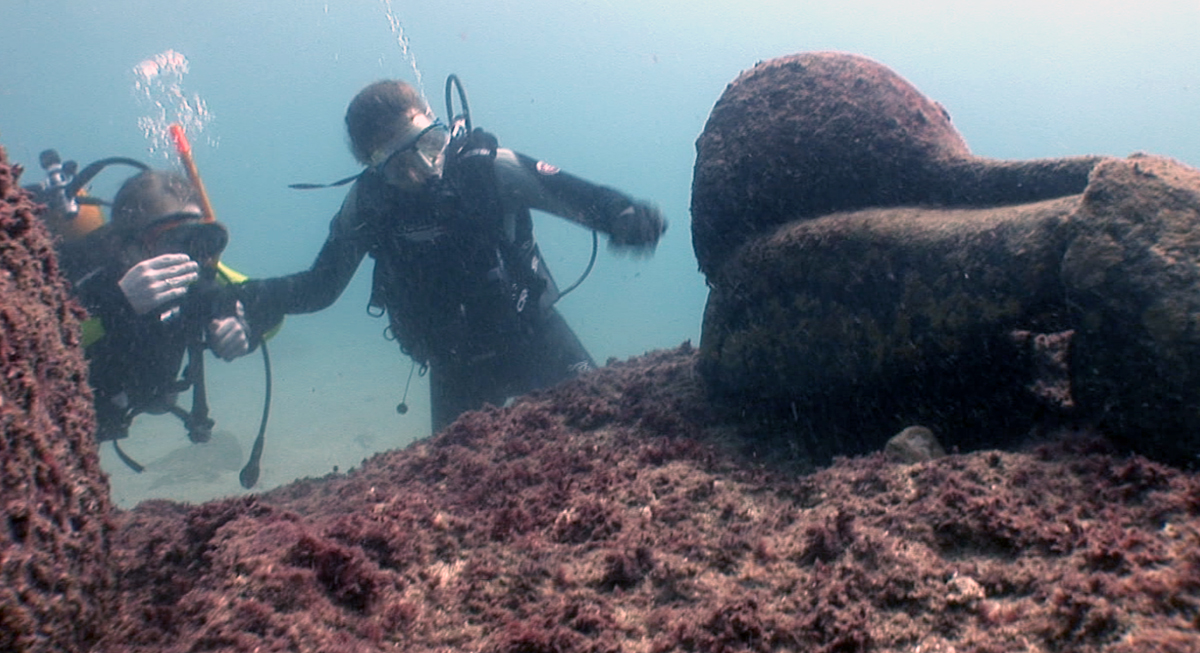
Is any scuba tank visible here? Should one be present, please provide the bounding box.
[24,149,150,242]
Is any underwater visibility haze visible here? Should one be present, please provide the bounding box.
[3,0,1199,507]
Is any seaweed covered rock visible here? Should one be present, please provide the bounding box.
[699,194,1081,456]
[1064,155,1200,461]
[97,348,1200,653]
[694,51,1200,464]
[0,146,114,652]
[690,51,1100,279]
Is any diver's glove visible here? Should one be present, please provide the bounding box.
[118,253,201,315]
[207,300,251,362]
[608,202,667,253]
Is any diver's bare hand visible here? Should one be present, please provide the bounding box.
[118,253,199,315]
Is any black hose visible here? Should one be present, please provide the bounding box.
[395,359,417,415]
[445,74,472,135]
[184,338,214,444]
[558,230,599,299]
[111,440,145,473]
[63,157,150,197]
[239,341,272,489]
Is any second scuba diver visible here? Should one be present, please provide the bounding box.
[57,169,251,465]
[235,78,667,432]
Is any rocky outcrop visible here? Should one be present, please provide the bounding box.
[694,51,1200,463]
[1064,156,1200,461]
[95,349,1200,653]
[699,194,1080,456]
[0,147,114,652]
[690,51,1100,279]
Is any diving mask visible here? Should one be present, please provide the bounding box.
[371,116,450,188]
[142,212,229,264]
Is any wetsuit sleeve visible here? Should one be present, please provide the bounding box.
[235,187,371,343]
[494,149,667,251]
[67,260,133,334]
[57,230,131,324]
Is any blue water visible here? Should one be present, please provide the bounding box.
[4,0,1199,506]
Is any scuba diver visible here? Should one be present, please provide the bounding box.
[235,78,667,432]
[55,168,252,468]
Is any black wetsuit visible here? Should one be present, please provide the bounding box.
[59,231,219,442]
[240,131,648,431]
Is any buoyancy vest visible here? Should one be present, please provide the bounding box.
[364,129,557,367]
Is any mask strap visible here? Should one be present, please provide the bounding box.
[288,172,363,190]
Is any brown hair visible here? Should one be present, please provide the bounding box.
[345,80,430,165]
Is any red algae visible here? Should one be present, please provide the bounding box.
[0,146,114,653]
[93,347,1200,652]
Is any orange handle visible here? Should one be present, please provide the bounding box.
[169,124,217,224]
